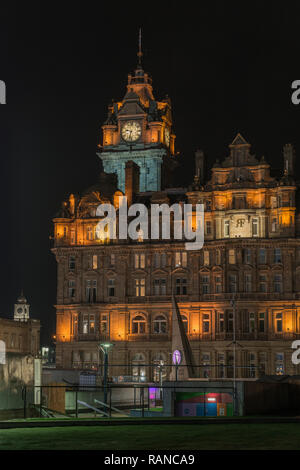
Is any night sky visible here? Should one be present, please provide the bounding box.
[0,3,299,344]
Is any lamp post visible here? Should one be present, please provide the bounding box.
[99,342,114,405]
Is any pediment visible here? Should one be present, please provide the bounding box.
[118,100,145,116]
[152,268,168,276]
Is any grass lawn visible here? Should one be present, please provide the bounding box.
[1,423,300,450]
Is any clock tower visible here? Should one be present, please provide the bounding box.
[14,291,30,322]
[98,35,176,192]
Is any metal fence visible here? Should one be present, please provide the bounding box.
[17,382,236,420]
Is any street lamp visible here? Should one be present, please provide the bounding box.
[99,342,114,405]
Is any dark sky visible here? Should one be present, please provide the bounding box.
[0,3,300,344]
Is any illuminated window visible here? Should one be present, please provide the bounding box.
[153,353,167,383]
[206,200,212,211]
[224,220,230,237]
[153,315,167,334]
[215,249,221,265]
[153,279,166,295]
[108,279,115,297]
[275,313,283,332]
[132,315,146,334]
[134,253,145,269]
[202,314,210,333]
[68,280,76,298]
[218,313,224,332]
[175,251,187,267]
[89,314,95,334]
[228,249,236,264]
[63,226,67,238]
[175,278,187,295]
[252,218,258,236]
[100,314,108,334]
[132,353,146,381]
[92,255,98,270]
[83,314,89,334]
[203,251,210,266]
[87,226,93,240]
[271,196,277,208]
[135,279,145,297]
[271,218,277,232]
[275,352,284,375]
[137,229,144,242]
[73,315,78,336]
[71,229,75,244]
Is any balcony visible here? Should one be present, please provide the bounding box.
[74,333,110,342]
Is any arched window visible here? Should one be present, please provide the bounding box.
[181,315,188,333]
[132,315,146,334]
[153,315,167,334]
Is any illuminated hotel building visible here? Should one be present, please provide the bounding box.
[52,51,300,381]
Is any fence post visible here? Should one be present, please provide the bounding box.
[142,387,144,418]
[109,386,112,418]
[39,386,42,417]
[23,386,27,419]
[75,388,78,418]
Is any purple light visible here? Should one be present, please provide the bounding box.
[172,349,182,365]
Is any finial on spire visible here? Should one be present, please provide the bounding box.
[137,27,143,67]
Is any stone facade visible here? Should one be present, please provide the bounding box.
[0,317,40,357]
[52,54,300,382]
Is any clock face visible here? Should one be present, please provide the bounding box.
[17,308,23,314]
[121,121,142,142]
[164,127,170,146]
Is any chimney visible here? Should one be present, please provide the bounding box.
[195,149,204,184]
[283,143,295,176]
[125,160,140,207]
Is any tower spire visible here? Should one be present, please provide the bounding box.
[137,27,143,67]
